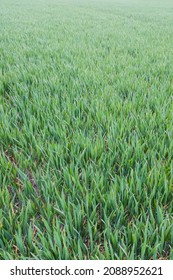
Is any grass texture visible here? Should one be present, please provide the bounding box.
[0,0,173,260]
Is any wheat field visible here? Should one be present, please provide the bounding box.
[0,0,173,259]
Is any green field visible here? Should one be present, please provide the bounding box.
[0,0,173,260]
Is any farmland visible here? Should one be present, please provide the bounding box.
[0,0,173,259]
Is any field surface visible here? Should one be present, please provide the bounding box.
[0,0,173,259]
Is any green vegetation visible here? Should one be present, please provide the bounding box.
[0,0,173,260]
